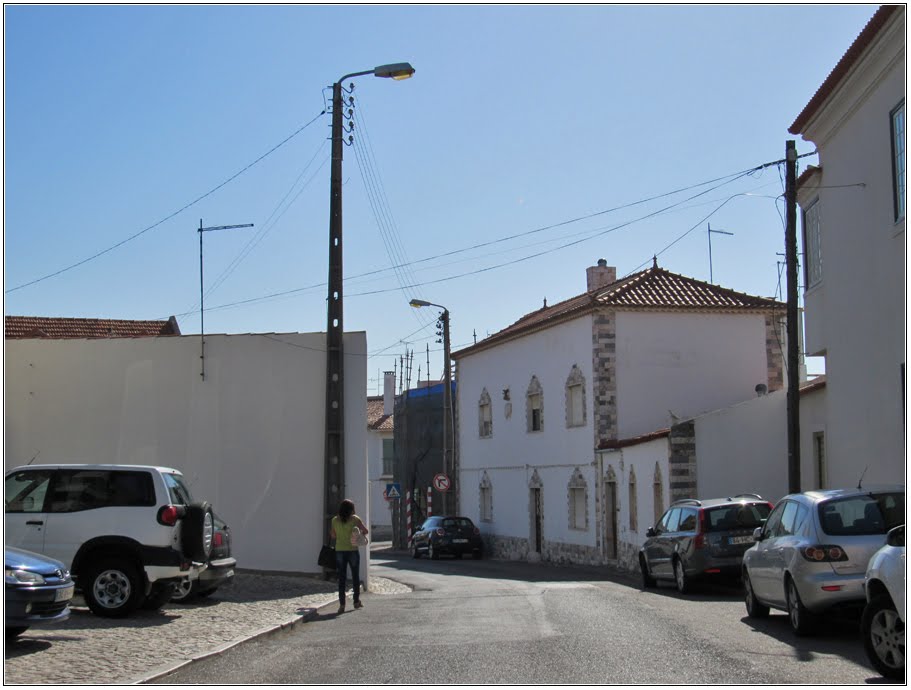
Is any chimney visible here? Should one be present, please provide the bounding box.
[586,259,616,292]
[383,371,396,416]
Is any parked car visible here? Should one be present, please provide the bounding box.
[639,494,773,593]
[5,464,216,618]
[742,486,905,636]
[862,524,905,680]
[5,546,75,639]
[171,512,236,602]
[411,516,483,560]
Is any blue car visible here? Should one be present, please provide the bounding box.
[5,546,74,639]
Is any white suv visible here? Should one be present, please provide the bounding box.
[5,464,214,618]
[862,524,905,680]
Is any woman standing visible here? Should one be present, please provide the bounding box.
[329,498,368,614]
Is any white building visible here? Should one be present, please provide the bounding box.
[453,259,785,567]
[366,374,395,540]
[5,325,370,580]
[789,5,906,486]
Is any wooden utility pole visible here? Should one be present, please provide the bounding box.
[785,140,801,493]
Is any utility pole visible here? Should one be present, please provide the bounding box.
[785,140,801,493]
[441,309,452,515]
[198,219,253,381]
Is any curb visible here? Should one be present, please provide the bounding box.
[131,595,339,685]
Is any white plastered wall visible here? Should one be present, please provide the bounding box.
[5,332,369,580]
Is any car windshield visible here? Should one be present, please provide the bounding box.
[442,518,473,529]
[704,503,771,532]
[818,492,905,536]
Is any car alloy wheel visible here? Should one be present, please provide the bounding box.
[673,558,690,594]
[743,571,769,618]
[863,595,906,679]
[170,578,195,603]
[786,577,815,636]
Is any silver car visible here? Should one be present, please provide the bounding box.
[742,486,905,636]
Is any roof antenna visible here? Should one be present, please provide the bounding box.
[26,451,40,466]
[857,465,869,490]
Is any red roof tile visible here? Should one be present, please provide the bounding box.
[789,6,901,134]
[367,396,394,431]
[5,316,181,339]
[453,264,783,359]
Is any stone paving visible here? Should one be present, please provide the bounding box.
[3,568,411,685]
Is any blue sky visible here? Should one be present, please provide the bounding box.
[4,4,878,392]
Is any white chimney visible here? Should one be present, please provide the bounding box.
[383,371,396,416]
[586,258,617,292]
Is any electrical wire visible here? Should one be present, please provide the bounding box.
[6,110,327,294]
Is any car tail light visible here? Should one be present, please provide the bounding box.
[435,528,445,537]
[694,509,706,549]
[821,585,843,591]
[213,532,224,548]
[801,545,848,562]
[157,504,186,526]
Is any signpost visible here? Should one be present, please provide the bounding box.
[433,473,451,493]
[384,483,401,500]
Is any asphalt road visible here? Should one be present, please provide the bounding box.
[155,550,889,685]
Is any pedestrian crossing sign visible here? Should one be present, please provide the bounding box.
[385,483,401,500]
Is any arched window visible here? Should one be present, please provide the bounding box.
[567,468,588,530]
[526,376,544,433]
[564,365,587,428]
[653,463,664,526]
[628,467,638,532]
[478,388,492,438]
[479,471,493,522]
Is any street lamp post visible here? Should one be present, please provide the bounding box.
[409,299,452,515]
[324,62,414,542]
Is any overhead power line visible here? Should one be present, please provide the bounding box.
[6,110,327,294]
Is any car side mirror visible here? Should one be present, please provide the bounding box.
[646,527,657,538]
[753,527,764,541]
[887,524,905,548]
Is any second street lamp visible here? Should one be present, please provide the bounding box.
[409,299,453,515]
[323,63,415,544]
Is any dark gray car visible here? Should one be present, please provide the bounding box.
[639,494,773,593]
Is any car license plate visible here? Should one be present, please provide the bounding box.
[730,535,754,545]
[55,585,74,602]
[453,538,468,543]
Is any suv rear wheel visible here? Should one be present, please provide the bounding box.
[83,557,144,618]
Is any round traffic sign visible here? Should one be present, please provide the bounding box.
[433,473,451,492]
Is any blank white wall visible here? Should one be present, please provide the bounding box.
[5,332,368,576]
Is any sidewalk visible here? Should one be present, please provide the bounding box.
[3,548,410,685]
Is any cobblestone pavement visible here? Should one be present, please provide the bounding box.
[4,558,411,686]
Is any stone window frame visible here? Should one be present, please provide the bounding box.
[526,376,544,433]
[479,471,493,522]
[628,466,638,532]
[478,388,492,438]
[653,463,664,526]
[564,365,587,428]
[567,467,588,531]
[892,100,906,222]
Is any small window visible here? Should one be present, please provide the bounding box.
[5,470,53,513]
[479,472,493,522]
[382,438,394,476]
[163,472,195,505]
[803,199,822,288]
[569,487,586,529]
[526,376,544,433]
[892,101,905,221]
[628,469,638,532]
[678,508,697,532]
[565,365,587,428]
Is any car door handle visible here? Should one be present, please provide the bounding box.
[26,520,44,526]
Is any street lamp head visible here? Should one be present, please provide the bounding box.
[374,62,415,80]
[409,299,431,308]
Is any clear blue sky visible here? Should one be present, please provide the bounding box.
[5,4,878,392]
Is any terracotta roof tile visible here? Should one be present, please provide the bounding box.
[453,264,783,358]
[5,316,181,339]
[789,6,901,134]
[367,396,394,431]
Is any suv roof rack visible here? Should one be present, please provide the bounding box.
[671,498,702,507]
[729,493,763,500]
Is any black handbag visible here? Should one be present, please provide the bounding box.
[318,544,336,568]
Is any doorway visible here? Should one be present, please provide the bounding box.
[604,477,617,559]
[530,488,543,554]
